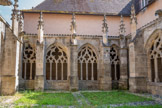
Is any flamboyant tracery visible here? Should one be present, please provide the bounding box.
[22,43,36,80]
[150,36,162,82]
[78,45,98,81]
[110,47,120,81]
[46,45,68,80]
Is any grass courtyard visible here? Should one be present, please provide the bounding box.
[0,90,161,108]
[15,91,78,106]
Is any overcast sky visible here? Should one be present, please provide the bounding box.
[0,0,44,25]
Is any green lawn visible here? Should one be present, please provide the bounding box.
[81,91,153,105]
[2,90,160,108]
[15,91,78,106]
[114,105,162,108]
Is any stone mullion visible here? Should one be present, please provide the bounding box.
[148,54,152,82]
[30,62,32,80]
[56,62,58,80]
[86,62,88,80]
[154,56,159,82]
[91,62,94,80]
[50,62,52,80]
[61,62,63,80]
[81,62,83,80]
[24,62,26,80]
[114,63,117,81]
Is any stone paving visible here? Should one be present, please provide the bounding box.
[0,91,162,108]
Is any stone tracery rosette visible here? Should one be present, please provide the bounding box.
[22,43,36,80]
[110,47,120,64]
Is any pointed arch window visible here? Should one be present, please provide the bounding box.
[149,36,162,82]
[78,46,98,81]
[46,45,68,80]
[22,43,36,80]
[110,47,120,81]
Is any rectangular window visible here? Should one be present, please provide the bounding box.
[140,0,156,9]
[141,0,148,9]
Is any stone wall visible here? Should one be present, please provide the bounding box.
[20,35,128,91]
[129,16,162,96]
[0,27,19,95]
[129,30,148,93]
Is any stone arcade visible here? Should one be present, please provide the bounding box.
[0,0,162,96]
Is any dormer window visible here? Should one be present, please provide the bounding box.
[141,0,148,9]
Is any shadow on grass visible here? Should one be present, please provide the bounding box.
[14,91,78,106]
[81,90,153,106]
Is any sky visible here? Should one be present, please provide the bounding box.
[0,0,44,25]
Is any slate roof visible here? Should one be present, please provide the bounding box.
[30,0,132,16]
[0,0,12,6]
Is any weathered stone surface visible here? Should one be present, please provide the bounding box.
[99,46,112,90]
[0,26,19,95]
[129,77,147,93]
[45,81,69,90]
[25,80,35,90]
[35,42,45,91]
[1,76,16,95]
[79,80,99,90]
[70,45,79,91]
[147,82,162,96]
[35,75,44,91]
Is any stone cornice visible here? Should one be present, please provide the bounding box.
[138,17,161,32]
[24,33,120,39]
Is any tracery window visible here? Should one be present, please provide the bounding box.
[150,36,162,82]
[78,46,98,81]
[22,43,36,80]
[110,47,120,81]
[46,45,68,80]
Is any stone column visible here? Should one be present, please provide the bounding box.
[129,42,136,92]
[154,57,159,82]
[147,55,152,82]
[18,33,25,90]
[69,45,78,91]
[119,48,128,89]
[129,39,147,93]
[99,46,112,90]
[35,42,45,91]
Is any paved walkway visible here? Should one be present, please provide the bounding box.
[72,92,91,106]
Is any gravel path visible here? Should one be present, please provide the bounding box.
[109,101,159,108]
[72,92,91,106]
